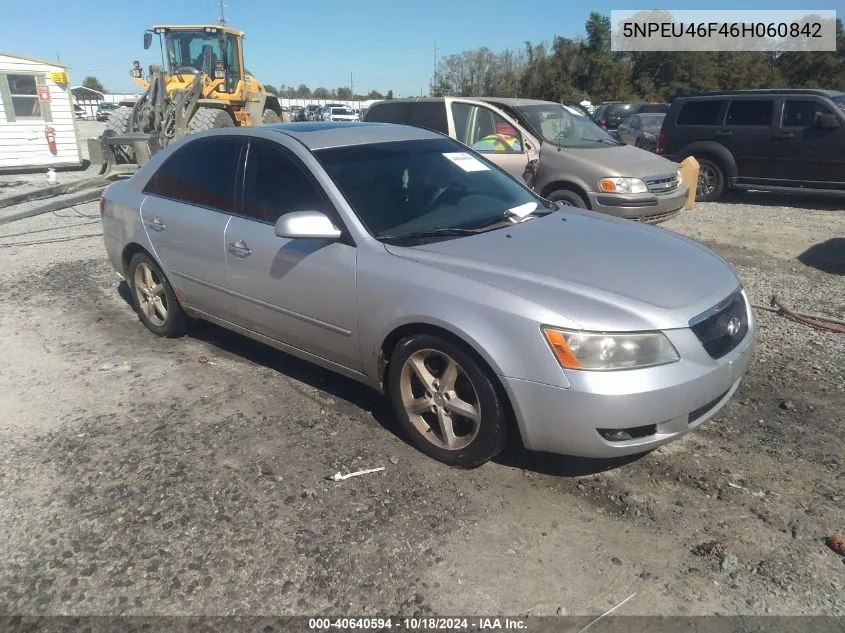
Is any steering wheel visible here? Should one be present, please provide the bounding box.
[428,183,467,208]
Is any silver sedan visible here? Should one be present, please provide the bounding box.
[100,122,755,468]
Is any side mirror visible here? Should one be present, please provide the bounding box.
[816,113,840,129]
[274,211,342,240]
[143,32,153,50]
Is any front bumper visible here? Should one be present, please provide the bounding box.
[502,320,755,458]
[587,184,688,223]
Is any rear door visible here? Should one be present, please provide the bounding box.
[140,136,243,317]
[773,97,845,186]
[618,116,638,145]
[222,137,360,370]
[723,98,777,179]
[445,98,539,177]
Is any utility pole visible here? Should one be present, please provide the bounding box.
[218,0,228,25]
[432,40,438,95]
[350,72,354,102]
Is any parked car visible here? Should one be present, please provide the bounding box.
[289,105,305,122]
[74,105,87,120]
[323,106,359,122]
[96,102,120,122]
[100,123,754,467]
[305,104,322,121]
[617,113,666,151]
[658,89,845,201]
[594,102,669,137]
[364,97,689,223]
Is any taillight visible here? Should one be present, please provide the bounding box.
[99,198,105,216]
[600,118,607,128]
[656,129,666,154]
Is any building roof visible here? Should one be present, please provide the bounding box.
[0,51,69,69]
[71,86,104,101]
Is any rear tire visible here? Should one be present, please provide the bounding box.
[128,253,188,338]
[694,157,725,202]
[188,107,235,133]
[548,189,588,208]
[262,108,281,124]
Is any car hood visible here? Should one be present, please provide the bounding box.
[540,143,678,178]
[384,211,740,331]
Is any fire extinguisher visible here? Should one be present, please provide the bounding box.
[44,126,57,154]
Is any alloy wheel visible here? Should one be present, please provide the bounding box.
[697,164,716,197]
[399,349,482,450]
[133,262,168,327]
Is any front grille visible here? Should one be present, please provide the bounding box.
[624,208,682,224]
[644,172,680,194]
[690,290,749,359]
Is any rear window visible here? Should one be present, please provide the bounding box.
[725,100,774,126]
[636,103,669,114]
[677,100,723,126]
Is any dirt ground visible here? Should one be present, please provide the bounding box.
[0,139,843,619]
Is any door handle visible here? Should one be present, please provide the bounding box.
[775,132,795,140]
[715,130,733,137]
[148,216,166,232]
[228,239,252,258]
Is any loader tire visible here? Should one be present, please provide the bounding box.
[104,106,136,164]
[262,109,281,124]
[188,107,235,133]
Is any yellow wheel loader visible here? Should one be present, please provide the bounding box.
[89,24,286,175]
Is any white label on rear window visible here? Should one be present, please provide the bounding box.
[442,152,489,172]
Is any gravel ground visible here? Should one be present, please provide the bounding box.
[0,171,843,619]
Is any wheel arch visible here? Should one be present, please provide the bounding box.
[377,320,524,444]
[678,142,738,180]
[121,242,155,277]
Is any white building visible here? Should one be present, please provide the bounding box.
[0,52,81,170]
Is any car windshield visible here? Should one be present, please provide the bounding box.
[832,93,845,112]
[517,104,620,148]
[640,114,665,131]
[314,138,548,241]
[332,107,354,115]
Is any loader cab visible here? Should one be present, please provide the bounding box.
[154,26,245,95]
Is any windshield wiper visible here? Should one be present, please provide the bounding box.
[377,227,482,243]
[594,137,621,145]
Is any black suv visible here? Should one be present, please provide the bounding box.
[658,89,845,201]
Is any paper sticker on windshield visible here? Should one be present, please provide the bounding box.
[442,152,489,172]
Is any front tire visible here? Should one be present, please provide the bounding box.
[104,106,136,164]
[188,107,235,134]
[388,335,508,468]
[128,253,188,338]
[548,189,588,208]
[695,157,725,202]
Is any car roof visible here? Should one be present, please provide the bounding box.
[267,121,444,150]
[678,89,843,99]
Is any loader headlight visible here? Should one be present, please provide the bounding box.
[542,327,679,371]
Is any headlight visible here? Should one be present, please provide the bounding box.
[598,177,648,194]
[542,327,679,371]
[677,169,683,183]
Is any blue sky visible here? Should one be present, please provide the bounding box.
[0,0,840,96]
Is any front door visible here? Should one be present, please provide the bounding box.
[140,136,244,316]
[772,98,845,186]
[223,137,360,370]
[446,98,539,178]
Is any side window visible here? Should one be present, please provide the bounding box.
[677,100,723,126]
[7,74,42,119]
[407,102,448,134]
[450,102,523,153]
[782,100,833,127]
[364,102,409,124]
[144,137,241,211]
[242,140,332,224]
[725,100,773,126]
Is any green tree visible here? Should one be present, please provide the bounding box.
[312,87,330,99]
[82,76,105,93]
[295,84,311,98]
[263,84,279,95]
[386,90,394,99]
[336,86,352,100]
[367,90,384,100]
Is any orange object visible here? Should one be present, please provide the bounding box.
[44,126,57,154]
[542,328,582,369]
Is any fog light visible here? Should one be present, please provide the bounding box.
[597,424,657,442]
